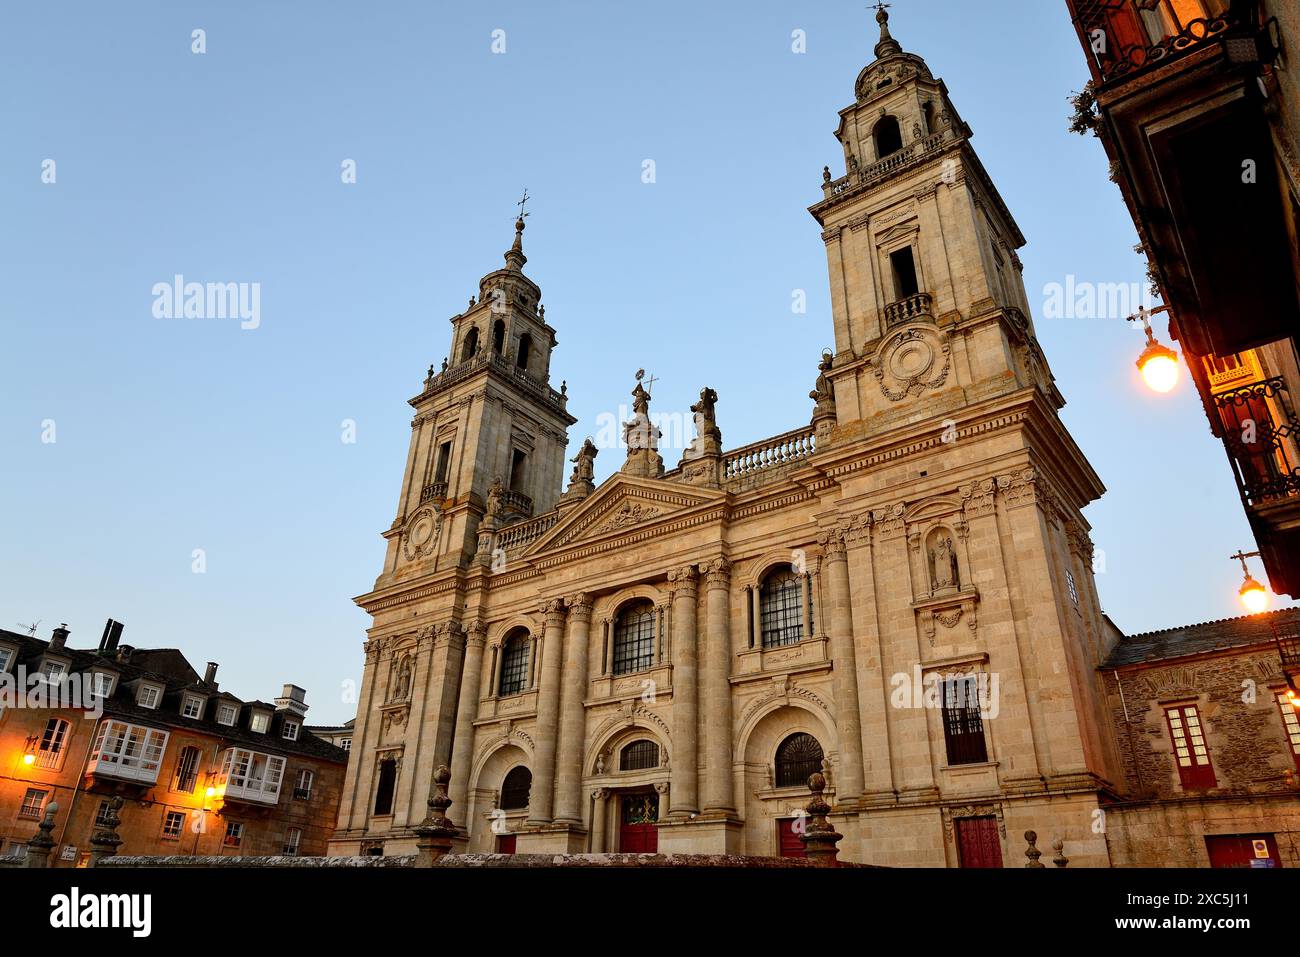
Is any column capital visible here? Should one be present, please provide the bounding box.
[565,592,594,622]
[818,527,848,559]
[465,620,488,647]
[667,564,699,596]
[654,781,670,795]
[592,787,608,802]
[540,597,568,624]
[702,556,732,588]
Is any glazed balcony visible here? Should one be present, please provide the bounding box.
[87,720,169,785]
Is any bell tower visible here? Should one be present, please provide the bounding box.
[809,6,1062,438]
[378,212,577,582]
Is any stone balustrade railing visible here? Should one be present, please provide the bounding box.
[495,511,560,553]
[417,352,567,410]
[884,292,934,328]
[723,426,816,479]
[823,130,952,200]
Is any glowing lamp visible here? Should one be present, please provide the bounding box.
[22,752,35,767]
[1137,338,1179,393]
[205,786,216,799]
[1239,574,1269,613]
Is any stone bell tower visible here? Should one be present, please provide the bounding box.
[809,5,1061,443]
[378,213,577,583]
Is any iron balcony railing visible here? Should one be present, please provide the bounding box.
[1214,376,1300,508]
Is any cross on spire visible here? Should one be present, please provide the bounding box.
[515,188,531,223]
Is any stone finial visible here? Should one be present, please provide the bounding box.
[1052,838,1070,868]
[799,772,843,867]
[1023,829,1045,868]
[414,765,457,867]
[26,801,59,868]
[89,796,124,867]
[873,2,902,58]
[504,216,528,272]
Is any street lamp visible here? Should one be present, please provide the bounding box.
[1127,305,1179,393]
[1232,550,1270,613]
[21,735,38,767]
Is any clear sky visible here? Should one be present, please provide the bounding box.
[3,1,1290,724]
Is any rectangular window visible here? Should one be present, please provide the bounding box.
[1166,704,1217,789]
[35,718,70,770]
[5,843,28,860]
[1278,693,1300,771]
[282,721,300,741]
[250,713,269,734]
[340,738,352,752]
[19,789,47,820]
[95,801,114,827]
[89,720,170,783]
[90,672,114,700]
[0,647,12,672]
[161,810,186,840]
[434,441,452,484]
[1065,569,1079,607]
[137,685,160,709]
[217,704,237,726]
[294,769,314,800]
[172,745,202,793]
[223,822,244,848]
[182,696,204,719]
[941,675,989,765]
[509,449,527,492]
[282,828,302,856]
[214,748,286,803]
[890,247,920,299]
[40,660,66,683]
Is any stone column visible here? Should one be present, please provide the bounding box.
[527,598,567,825]
[655,780,670,820]
[591,788,608,851]
[822,529,865,801]
[553,593,593,825]
[668,564,699,816]
[447,621,488,832]
[702,558,735,813]
[751,586,763,647]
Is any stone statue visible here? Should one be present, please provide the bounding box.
[595,751,606,774]
[569,438,598,485]
[441,357,449,372]
[822,165,831,183]
[810,353,835,407]
[485,477,504,520]
[622,377,664,478]
[691,387,721,442]
[848,153,859,171]
[395,656,412,700]
[930,536,959,590]
[539,304,545,320]
[631,381,650,417]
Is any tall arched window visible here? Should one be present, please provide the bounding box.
[775,732,824,788]
[612,601,656,675]
[874,115,903,159]
[620,739,660,771]
[760,567,804,648]
[492,319,505,354]
[500,766,532,810]
[498,630,531,696]
[461,326,480,361]
[516,333,533,371]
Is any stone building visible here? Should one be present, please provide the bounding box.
[1101,608,1300,867]
[0,621,347,865]
[329,9,1129,868]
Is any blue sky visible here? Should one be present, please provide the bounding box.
[2,1,1289,724]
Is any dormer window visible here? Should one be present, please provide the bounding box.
[0,647,13,673]
[182,695,205,719]
[217,703,238,726]
[282,721,300,741]
[137,684,162,709]
[90,672,115,700]
[39,660,66,684]
[250,712,270,734]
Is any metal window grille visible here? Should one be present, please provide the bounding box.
[760,570,804,648]
[942,676,988,765]
[613,603,656,675]
[775,733,824,788]
[499,635,530,696]
[620,740,660,771]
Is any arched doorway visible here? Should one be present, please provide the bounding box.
[619,791,659,852]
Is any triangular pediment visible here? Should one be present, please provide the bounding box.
[525,473,726,554]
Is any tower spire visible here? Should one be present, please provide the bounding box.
[872,2,902,58]
[505,189,530,272]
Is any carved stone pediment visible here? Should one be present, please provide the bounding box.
[526,474,725,553]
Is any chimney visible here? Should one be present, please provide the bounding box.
[99,619,124,654]
[115,645,133,664]
[49,624,70,653]
[274,684,309,718]
[203,662,219,687]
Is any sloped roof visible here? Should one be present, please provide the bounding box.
[1103,608,1300,668]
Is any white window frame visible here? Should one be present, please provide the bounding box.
[19,788,47,820]
[215,747,286,804]
[35,717,71,770]
[282,827,302,856]
[89,671,115,700]
[282,720,300,741]
[39,659,67,684]
[137,684,162,709]
[223,821,244,847]
[294,768,314,800]
[161,810,185,840]
[340,738,352,751]
[0,647,14,673]
[88,720,170,784]
[216,703,238,726]
[249,712,270,734]
[181,695,204,719]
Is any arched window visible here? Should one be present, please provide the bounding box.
[613,601,656,675]
[874,115,903,159]
[620,739,660,771]
[492,319,505,354]
[760,567,804,648]
[498,631,531,696]
[516,333,532,371]
[461,326,480,361]
[922,101,936,135]
[373,759,398,816]
[500,766,532,810]
[775,732,824,789]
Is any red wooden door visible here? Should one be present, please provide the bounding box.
[956,816,1002,868]
[778,818,806,858]
[1206,834,1281,868]
[496,834,516,855]
[620,794,658,853]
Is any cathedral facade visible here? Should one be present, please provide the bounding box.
[328,12,1123,867]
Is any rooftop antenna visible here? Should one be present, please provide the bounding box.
[16,620,40,636]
